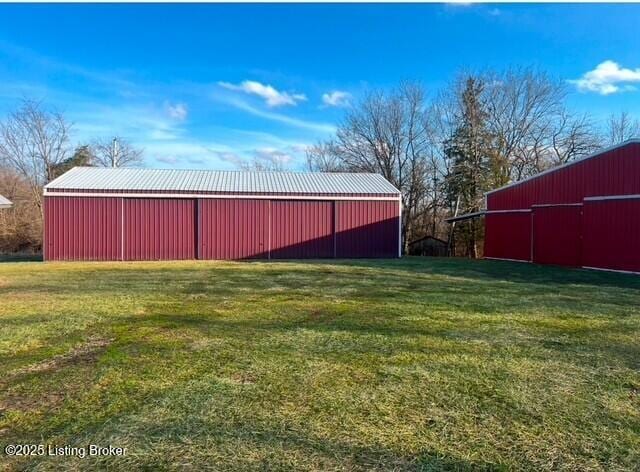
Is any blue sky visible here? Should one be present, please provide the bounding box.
[1,3,639,170]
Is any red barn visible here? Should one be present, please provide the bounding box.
[483,139,640,274]
[43,167,401,261]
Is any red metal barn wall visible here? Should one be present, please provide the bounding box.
[531,205,582,267]
[44,196,122,261]
[123,199,196,261]
[484,141,640,272]
[486,143,640,211]
[198,199,269,260]
[44,196,400,261]
[483,212,531,262]
[336,200,400,258]
[270,201,334,259]
[582,198,640,273]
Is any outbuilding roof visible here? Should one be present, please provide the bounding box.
[44,167,401,197]
[0,194,12,208]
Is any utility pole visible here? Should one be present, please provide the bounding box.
[447,195,460,257]
[112,138,119,168]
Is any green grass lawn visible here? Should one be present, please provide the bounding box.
[0,258,638,471]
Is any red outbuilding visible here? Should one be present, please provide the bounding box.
[43,167,401,261]
[482,139,640,274]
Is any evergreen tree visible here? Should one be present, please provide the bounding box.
[444,77,494,257]
[50,145,94,180]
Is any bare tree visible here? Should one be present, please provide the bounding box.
[92,137,143,168]
[483,68,601,183]
[306,82,432,252]
[607,111,640,145]
[484,68,567,186]
[0,100,71,210]
[0,168,42,253]
[305,141,345,172]
[239,158,286,172]
[546,112,601,166]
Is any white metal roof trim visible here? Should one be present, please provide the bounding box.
[45,167,401,196]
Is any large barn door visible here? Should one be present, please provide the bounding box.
[484,211,532,262]
[44,196,122,261]
[270,201,334,259]
[532,205,582,267]
[123,198,196,261]
[335,200,399,258]
[582,197,640,273]
[198,199,269,260]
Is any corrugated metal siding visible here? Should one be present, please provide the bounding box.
[336,200,399,258]
[198,199,269,260]
[270,201,334,259]
[44,196,122,261]
[44,196,401,261]
[123,199,195,260]
[45,167,400,197]
[484,212,532,262]
[532,206,582,267]
[487,142,640,211]
[582,198,640,272]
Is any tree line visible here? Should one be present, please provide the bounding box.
[1,68,639,255]
[0,100,142,253]
[305,69,639,256]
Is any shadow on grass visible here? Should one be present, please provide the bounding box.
[0,253,43,263]
[297,257,640,290]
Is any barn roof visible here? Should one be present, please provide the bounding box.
[0,194,12,208]
[44,167,401,197]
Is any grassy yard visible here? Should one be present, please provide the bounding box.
[0,258,638,471]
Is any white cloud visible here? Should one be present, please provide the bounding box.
[218,80,306,107]
[570,60,640,95]
[217,95,336,133]
[321,90,352,107]
[165,102,188,121]
[254,147,293,166]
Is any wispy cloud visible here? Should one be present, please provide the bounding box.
[218,80,306,107]
[445,1,473,7]
[570,60,640,95]
[0,40,328,171]
[321,90,352,107]
[219,96,336,133]
[165,102,188,121]
[254,147,293,166]
[206,145,304,170]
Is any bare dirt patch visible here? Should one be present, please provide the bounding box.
[0,337,112,420]
[10,337,112,379]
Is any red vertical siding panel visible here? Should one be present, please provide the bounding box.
[123,198,195,261]
[488,142,640,211]
[270,200,334,259]
[198,199,269,260]
[532,206,582,267]
[335,200,399,258]
[583,198,640,273]
[484,212,532,262]
[44,196,122,261]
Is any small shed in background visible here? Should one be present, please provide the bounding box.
[0,194,12,209]
[408,235,448,257]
